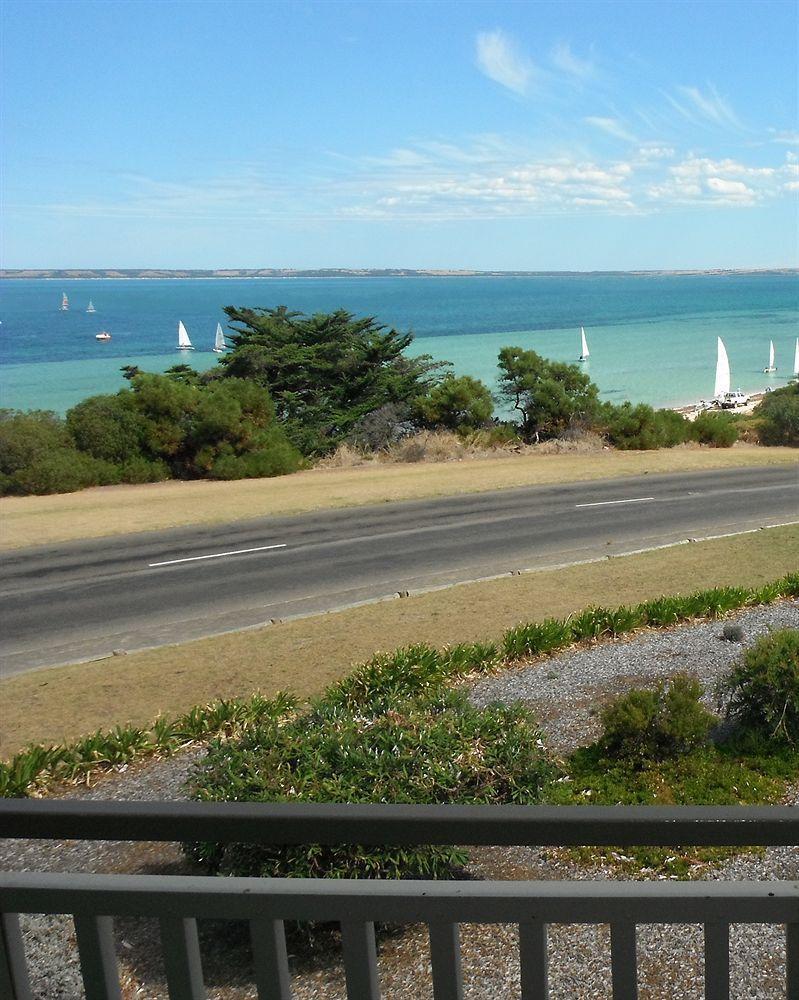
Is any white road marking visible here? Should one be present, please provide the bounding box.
[149,544,287,568]
[575,497,655,508]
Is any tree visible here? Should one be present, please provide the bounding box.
[219,306,447,454]
[66,392,144,463]
[414,374,494,432]
[496,347,600,441]
[601,402,688,450]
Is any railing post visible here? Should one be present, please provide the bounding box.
[159,917,206,1000]
[74,915,122,1000]
[341,921,380,1000]
[610,923,638,1000]
[428,922,463,1000]
[703,922,730,1000]
[250,918,292,1000]
[787,923,799,999]
[0,913,32,1000]
[519,921,548,1000]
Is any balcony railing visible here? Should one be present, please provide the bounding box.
[1,801,797,999]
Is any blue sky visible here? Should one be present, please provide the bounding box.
[2,0,797,269]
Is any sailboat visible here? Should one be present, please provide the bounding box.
[212,323,226,354]
[793,337,799,380]
[86,300,96,314]
[714,336,731,401]
[177,320,194,351]
[578,326,590,362]
[763,340,777,373]
[60,293,69,311]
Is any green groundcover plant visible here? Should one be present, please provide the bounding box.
[720,629,799,744]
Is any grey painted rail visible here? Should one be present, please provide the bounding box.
[1,803,798,999]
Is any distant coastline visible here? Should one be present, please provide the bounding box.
[2,267,797,280]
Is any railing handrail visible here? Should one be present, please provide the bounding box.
[1,801,797,846]
[2,871,797,923]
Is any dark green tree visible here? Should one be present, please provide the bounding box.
[414,374,494,432]
[601,402,688,450]
[219,306,446,454]
[66,392,144,464]
[755,383,799,445]
[497,347,600,440]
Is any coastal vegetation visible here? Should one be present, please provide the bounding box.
[2,305,792,497]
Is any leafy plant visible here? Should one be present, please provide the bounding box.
[689,411,739,447]
[720,629,799,743]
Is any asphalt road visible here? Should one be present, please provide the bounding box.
[1,465,797,676]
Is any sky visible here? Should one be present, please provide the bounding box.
[2,0,798,270]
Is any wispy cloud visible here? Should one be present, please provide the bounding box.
[551,41,594,79]
[667,84,744,130]
[584,116,638,143]
[475,29,536,95]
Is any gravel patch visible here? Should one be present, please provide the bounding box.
[470,601,799,754]
[3,604,798,998]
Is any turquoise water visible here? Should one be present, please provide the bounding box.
[1,274,797,413]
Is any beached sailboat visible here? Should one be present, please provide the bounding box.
[177,320,194,350]
[714,336,731,400]
[86,300,96,314]
[60,293,69,311]
[578,326,590,362]
[763,340,777,373]
[212,323,226,354]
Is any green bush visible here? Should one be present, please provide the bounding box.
[689,411,739,447]
[187,690,555,881]
[720,629,799,743]
[755,383,799,446]
[66,392,145,463]
[10,451,120,495]
[599,674,716,761]
[601,402,688,450]
[414,374,494,432]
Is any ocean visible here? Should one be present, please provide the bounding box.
[1,273,797,414]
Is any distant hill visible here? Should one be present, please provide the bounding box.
[1,267,796,279]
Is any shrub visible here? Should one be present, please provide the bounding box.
[599,674,715,761]
[186,690,555,881]
[720,629,799,743]
[414,374,494,432]
[10,451,120,495]
[755,383,799,446]
[66,392,145,463]
[602,402,688,450]
[690,411,739,447]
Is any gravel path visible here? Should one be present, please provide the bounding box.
[2,603,797,999]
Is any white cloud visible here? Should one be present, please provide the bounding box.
[551,41,594,79]
[769,130,799,146]
[706,177,754,198]
[636,146,676,161]
[584,116,638,143]
[475,30,535,95]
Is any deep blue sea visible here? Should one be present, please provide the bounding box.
[1,274,797,414]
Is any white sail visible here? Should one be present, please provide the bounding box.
[794,337,799,376]
[60,293,69,311]
[769,340,775,369]
[87,300,96,313]
[213,323,226,353]
[177,320,194,350]
[579,326,589,360]
[714,337,731,398]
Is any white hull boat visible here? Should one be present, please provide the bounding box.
[87,300,96,314]
[212,322,226,353]
[177,320,194,350]
[763,340,776,373]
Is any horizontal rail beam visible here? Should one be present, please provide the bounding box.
[1,873,797,925]
[1,801,797,846]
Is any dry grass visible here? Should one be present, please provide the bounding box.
[2,523,797,758]
[1,444,795,551]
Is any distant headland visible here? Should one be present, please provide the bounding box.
[1,268,797,280]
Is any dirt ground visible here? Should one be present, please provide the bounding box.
[2,443,795,551]
[2,523,796,757]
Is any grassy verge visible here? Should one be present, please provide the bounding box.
[1,443,795,551]
[2,566,797,796]
[1,524,797,758]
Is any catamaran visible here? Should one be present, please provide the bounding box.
[578,326,590,362]
[60,293,69,311]
[177,320,194,350]
[86,300,96,314]
[714,336,731,401]
[763,340,777,373]
[212,323,226,353]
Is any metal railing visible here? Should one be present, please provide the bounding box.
[1,801,798,999]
